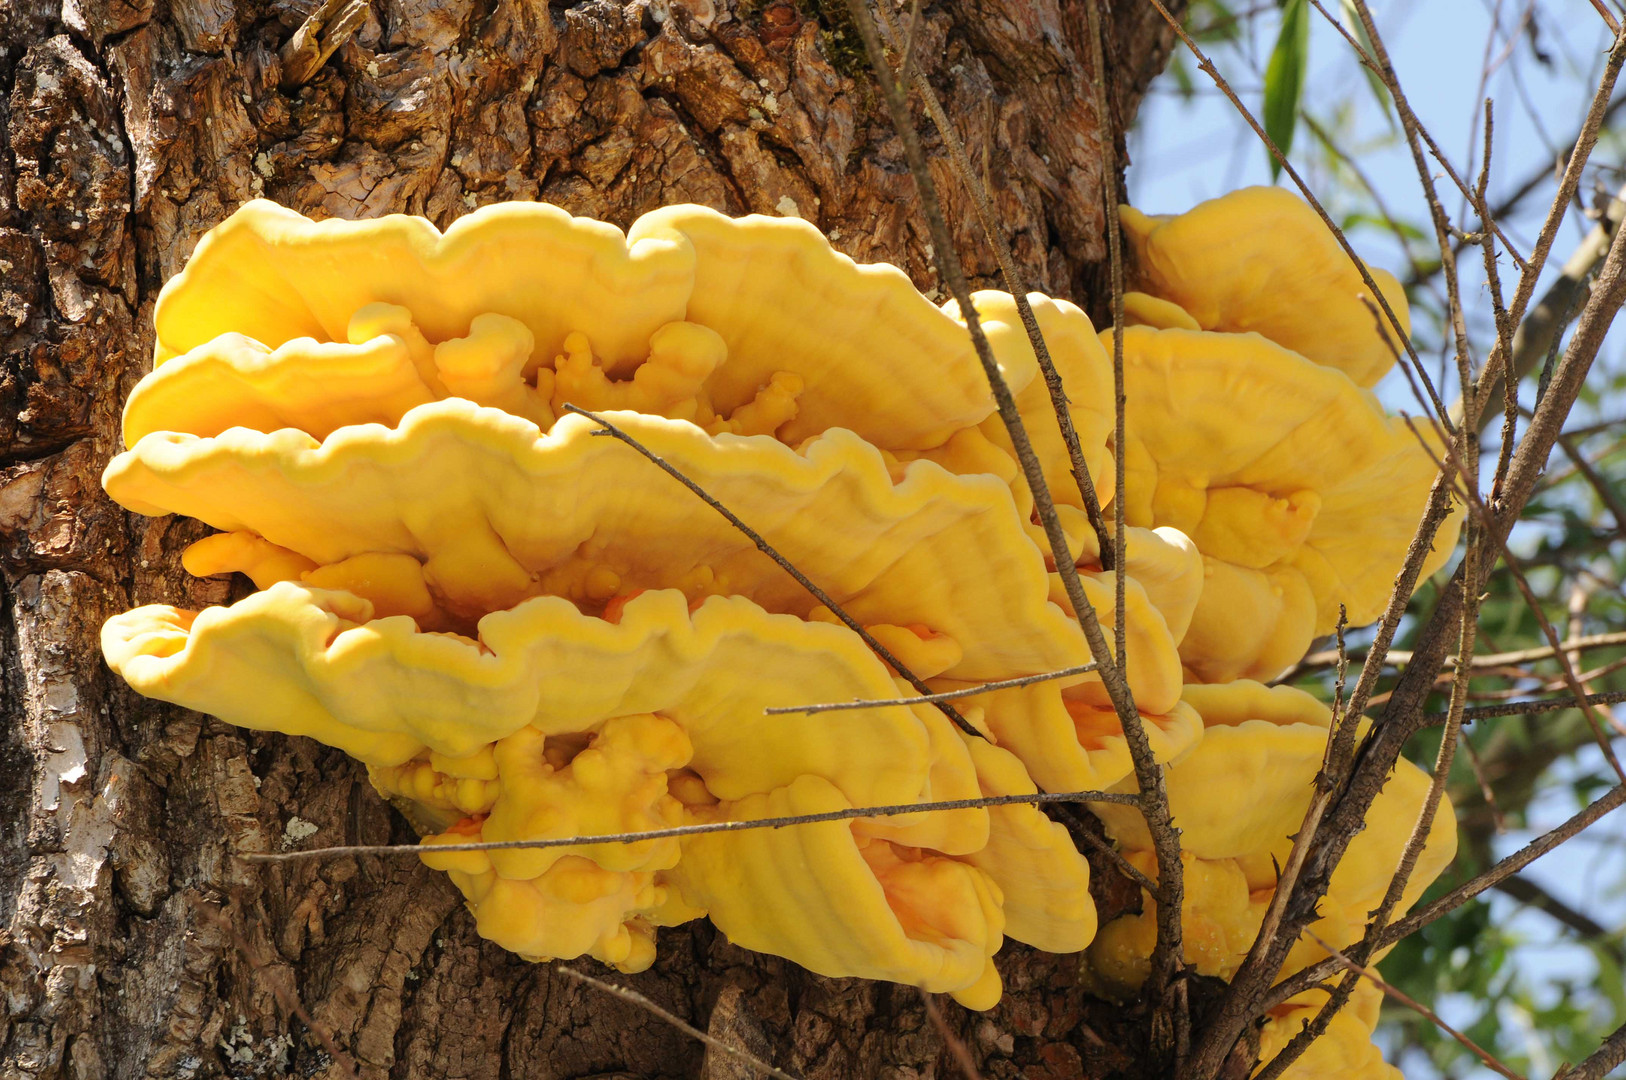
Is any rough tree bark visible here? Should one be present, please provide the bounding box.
[0,0,1183,1075]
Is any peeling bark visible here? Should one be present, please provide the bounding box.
[0,0,1183,1075]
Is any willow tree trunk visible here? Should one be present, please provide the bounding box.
[0,1,1181,1075]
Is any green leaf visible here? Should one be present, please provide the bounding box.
[1341,211,1429,242]
[1340,0,1396,125]
[1191,0,1245,43]
[1263,0,1309,180]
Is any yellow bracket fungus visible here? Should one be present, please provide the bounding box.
[149,199,1019,451]
[1107,324,1460,682]
[669,775,1006,1007]
[107,404,1089,681]
[1085,681,1457,1073]
[1260,981,1402,1080]
[1120,186,1411,388]
[100,192,1454,1041]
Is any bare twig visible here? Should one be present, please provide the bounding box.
[1427,93,1626,292]
[240,788,1142,865]
[1493,876,1626,958]
[1558,1017,1626,1080]
[1144,0,1457,436]
[1300,112,1444,304]
[1081,0,1184,1012]
[1257,417,1486,1080]
[1459,188,1626,436]
[1299,630,1626,671]
[1588,0,1623,34]
[558,967,801,1080]
[203,906,362,1080]
[1189,23,1626,1070]
[920,990,984,1080]
[764,662,1098,715]
[1188,473,1458,1079]
[1240,610,1351,1017]
[1399,415,1626,783]
[1557,432,1626,538]
[1460,729,1509,833]
[1343,0,1479,424]
[1052,804,1162,893]
[1086,0,1135,792]
[1310,0,1530,271]
[1266,784,1626,1010]
[560,404,982,739]
[1303,931,1527,1080]
[1475,102,1522,487]
[868,0,1113,564]
[839,0,1185,1019]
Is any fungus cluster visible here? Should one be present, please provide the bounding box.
[103,188,1458,1070]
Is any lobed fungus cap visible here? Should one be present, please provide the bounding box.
[1260,981,1402,1080]
[1087,681,1458,998]
[106,404,1084,681]
[1108,324,1459,681]
[668,775,1007,1009]
[102,585,985,812]
[1120,186,1412,388]
[1095,681,1457,878]
[150,199,1020,451]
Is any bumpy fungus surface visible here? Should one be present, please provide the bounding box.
[146,199,1035,451]
[1107,325,1460,682]
[102,193,1455,1061]
[1120,186,1411,389]
[107,405,1085,678]
[1085,681,1457,1079]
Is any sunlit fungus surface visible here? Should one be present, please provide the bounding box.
[103,194,1457,1060]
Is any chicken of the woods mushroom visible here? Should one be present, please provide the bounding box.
[102,193,1457,1074]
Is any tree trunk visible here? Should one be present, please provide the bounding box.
[0,0,1181,1075]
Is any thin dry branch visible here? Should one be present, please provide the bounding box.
[1558,432,1626,539]
[868,0,1114,565]
[1460,728,1508,833]
[1303,931,1526,1080]
[1266,783,1626,1010]
[1463,189,1626,437]
[763,662,1099,715]
[1475,102,1521,485]
[1244,611,1351,1014]
[1493,876,1625,956]
[1257,499,1484,1080]
[1085,0,1137,825]
[919,990,985,1080]
[1191,474,1457,1080]
[1398,414,1626,783]
[1299,629,1626,670]
[1342,0,1478,421]
[839,0,1185,1016]
[1142,0,1456,437]
[1310,0,1529,271]
[1558,1017,1626,1080]
[1187,23,1626,1071]
[558,967,801,1080]
[1053,805,1162,893]
[560,404,980,738]
[241,787,1142,865]
[1081,0,1185,1010]
[1588,0,1623,34]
